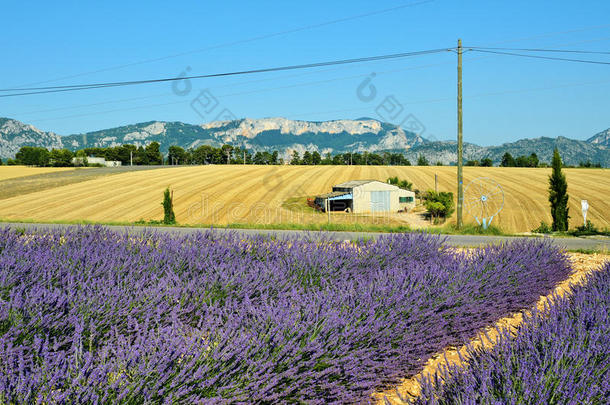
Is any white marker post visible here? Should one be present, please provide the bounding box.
[581,200,589,226]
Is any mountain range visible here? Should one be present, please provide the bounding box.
[1,117,609,166]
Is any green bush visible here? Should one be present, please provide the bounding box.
[569,221,609,237]
[532,221,552,234]
[424,190,454,223]
[446,223,504,235]
[386,176,413,190]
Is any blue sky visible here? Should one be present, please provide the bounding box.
[2,0,609,145]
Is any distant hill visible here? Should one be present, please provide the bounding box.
[587,128,610,149]
[1,117,608,166]
[0,118,64,158]
[60,117,427,158]
[406,136,610,166]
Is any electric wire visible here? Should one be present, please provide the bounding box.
[470,49,610,65]
[0,48,453,97]
[469,46,610,55]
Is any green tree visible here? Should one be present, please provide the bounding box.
[500,152,516,167]
[424,191,455,222]
[135,146,148,165]
[253,152,266,165]
[417,155,429,166]
[480,158,493,167]
[290,150,301,165]
[311,151,322,165]
[145,142,163,165]
[49,149,74,167]
[168,145,186,165]
[15,146,50,166]
[220,144,234,164]
[548,148,569,231]
[302,151,312,165]
[74,150,88,166]
[162,187,176,224]
[387,176,413,190]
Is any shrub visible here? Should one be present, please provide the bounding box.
[569,220,609,237]
[424,191,455,222]
[532,221,552,234]
[387,176,413,190]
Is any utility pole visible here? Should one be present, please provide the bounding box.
[243,150,246,165]
[457,38,464,229]
[130,151,133,166]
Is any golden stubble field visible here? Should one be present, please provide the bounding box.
[0,165,608,233]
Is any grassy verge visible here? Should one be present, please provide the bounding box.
[1,217,600,239]
[442,223,506,235]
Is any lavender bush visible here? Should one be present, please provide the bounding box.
[416,261,610,404]
[0,227,571,403]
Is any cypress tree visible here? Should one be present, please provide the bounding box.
[548,148,569,231]
[162,187,176,225]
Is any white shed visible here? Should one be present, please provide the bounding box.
[315,180,415,213]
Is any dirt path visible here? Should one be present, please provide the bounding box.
[373,252,610,404]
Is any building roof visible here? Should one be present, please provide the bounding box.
[333,180,379,188]
[316,191,352,199]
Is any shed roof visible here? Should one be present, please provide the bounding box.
[333,180,379,188]
[316,191,352,200]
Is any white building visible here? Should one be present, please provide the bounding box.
[315,180,416,213]
[72,156,122,167]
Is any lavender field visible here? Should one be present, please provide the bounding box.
[0,227,571,403]
[416,261,610,404]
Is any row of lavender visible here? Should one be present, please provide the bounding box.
[415,261,610,404]
[0,227,570,403]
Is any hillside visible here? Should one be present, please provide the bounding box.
[61,117,426,157]
[1,117,609,166]
[0,118,64,158]
[587,128,610,148]
[408,136,610,166]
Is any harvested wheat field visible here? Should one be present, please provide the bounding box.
[0,165,607,233]
[0,166,79,181]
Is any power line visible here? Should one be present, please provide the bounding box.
[0,48,453,97]
[11,37,610,118]
[470,49,610,65]
[470,46,610,55]
[13,0,436,88]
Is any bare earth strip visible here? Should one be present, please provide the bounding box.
[0,166,607,233]
[0,166,77,181]
[0,166,176,201]
[373,252,610,404]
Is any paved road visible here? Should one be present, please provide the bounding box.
[1,222,608,251]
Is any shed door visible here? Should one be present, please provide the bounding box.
[370,191,391,212]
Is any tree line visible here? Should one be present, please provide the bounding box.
[6,143,416,167]
[5,143,164,167]
[3,143,603,168]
